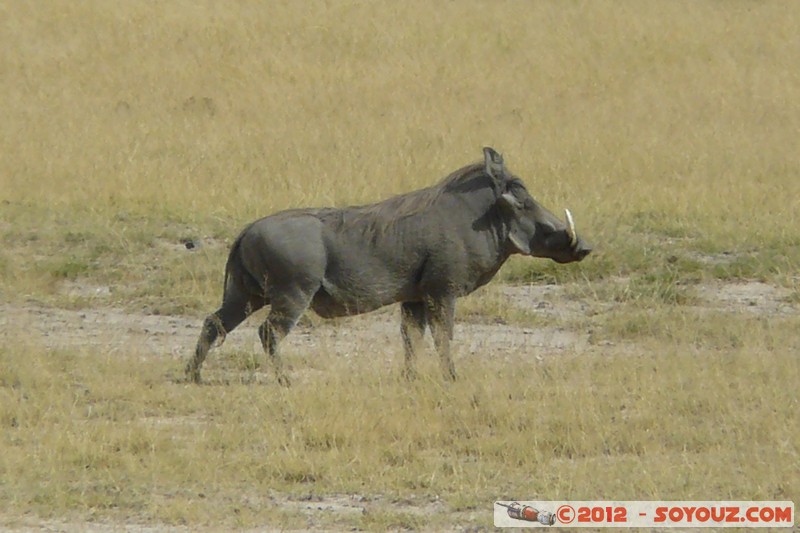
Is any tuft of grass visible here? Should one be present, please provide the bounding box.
[457,286,550,327]
[618,271,697,306]
[46,257,94,280]
[360,510,424,532]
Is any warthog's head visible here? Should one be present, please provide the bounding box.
[484,147,592,264]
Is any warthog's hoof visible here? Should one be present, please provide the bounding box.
[401,367,418,381]
[185,366,202,384]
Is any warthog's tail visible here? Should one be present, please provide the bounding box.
[222,235,241,297]
[222,221,265,299]
[222,224,249,296]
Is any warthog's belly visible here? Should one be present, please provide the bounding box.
[310,279,416,319]
[310,286,381,318]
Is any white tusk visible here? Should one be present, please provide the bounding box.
[565,208,578,248]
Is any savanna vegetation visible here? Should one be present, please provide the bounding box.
[1,1,798,530]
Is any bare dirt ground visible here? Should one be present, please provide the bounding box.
[694,280,797,316]
[1,285,594,368]
[0,280,796,532]
[3,280,793,361]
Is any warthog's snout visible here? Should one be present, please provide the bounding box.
[538,208,593,264]
[564,208,591,262]
[575,241,592,261]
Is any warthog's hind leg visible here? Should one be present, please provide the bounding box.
[186,314,224,383]
[186,286,264,383]
[258,286,315,387]
[400,301,427,380]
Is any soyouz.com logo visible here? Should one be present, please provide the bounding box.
[493,501,795,528]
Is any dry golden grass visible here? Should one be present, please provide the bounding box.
[1,1,799,530]
[1,314,797,529]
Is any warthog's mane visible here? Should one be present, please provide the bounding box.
[321,162,490,240]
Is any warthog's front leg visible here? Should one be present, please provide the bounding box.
[400,301,427,380]
[427,296,457,381]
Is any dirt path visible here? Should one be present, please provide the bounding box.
[2,280,795,358]
[0,285,594,362]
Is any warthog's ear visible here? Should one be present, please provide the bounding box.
[483,147,505,182]
[497,191,532,255]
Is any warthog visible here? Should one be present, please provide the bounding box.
[187,147,591,384]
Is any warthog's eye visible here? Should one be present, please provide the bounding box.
[536,221,558,235]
